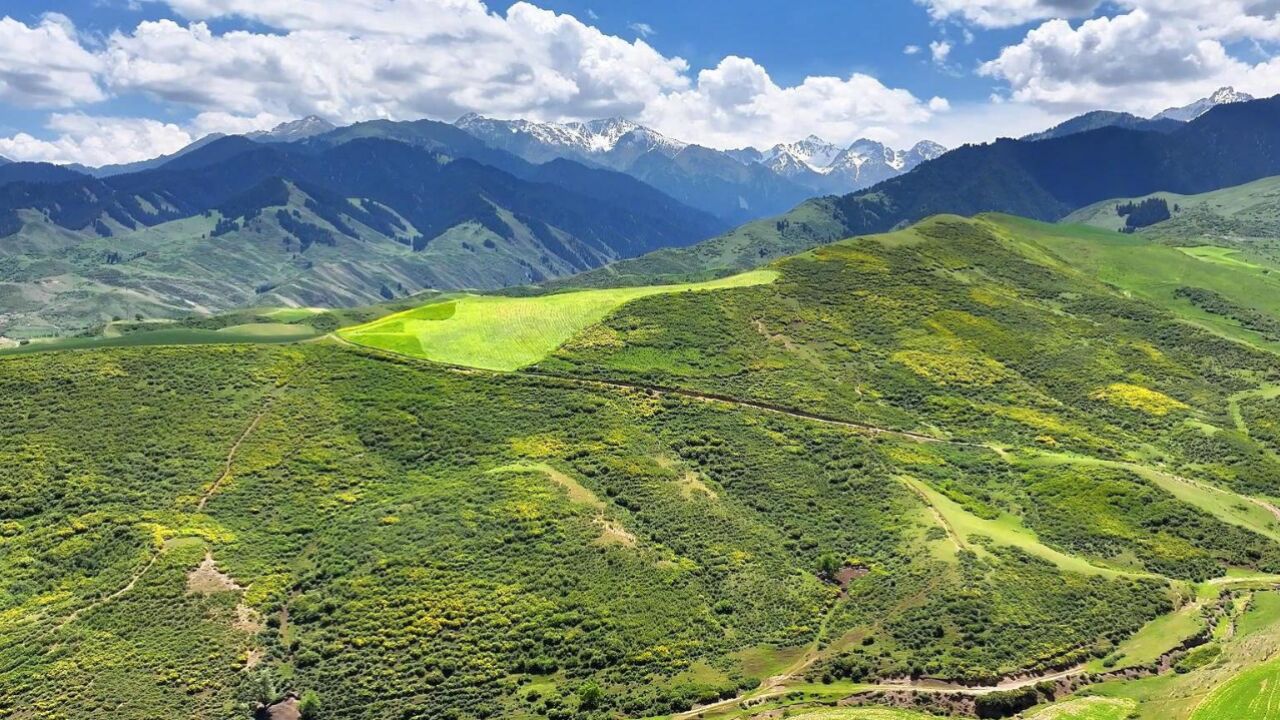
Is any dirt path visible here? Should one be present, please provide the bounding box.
[902,477,968,551]
[30,367,299,639]
[51,550,162,633]
[197,403,271,510]
[331,336,978,448]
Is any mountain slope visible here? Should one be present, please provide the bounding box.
[9,212,1280,719]
[1022,110,1182,142]
[0,136,725,335]
[574,94,1280,284]
[1155,86,1254,122]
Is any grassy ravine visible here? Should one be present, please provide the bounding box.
[11,212,1280,719]
[338,270,777,370]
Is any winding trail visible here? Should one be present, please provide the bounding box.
[197,398,275,510]
[21,367,300,641]
[333,336,977,447]
[330,337,1280,715]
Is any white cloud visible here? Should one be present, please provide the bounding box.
[104,4,691,125]
[930,40,952,64]
[0,114,192,166]
[0,13,104,107]
[0,1,950,164]
[628,22,655,38]
[979,7,1280,113]
[642,56,944,149]
[904,44,922,55]
[919,0,1101,28]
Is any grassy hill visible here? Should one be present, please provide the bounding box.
[1065,175,1280,250]
[8,213,1280,719]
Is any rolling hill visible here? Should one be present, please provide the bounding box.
[8,210,1280,719]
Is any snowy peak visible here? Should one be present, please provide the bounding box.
[764,136,842,174]
[1154,86,1254,122]
[248,116,337,143]
[454,114,685,158]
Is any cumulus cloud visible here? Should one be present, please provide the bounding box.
[980,6,1280,113]
[643,56,945,149]
[0,1,950,163]
[919,0,1101,28]
[104,4,690,125]
[0,13,104,107]
[930,40,952,64]
[0,114,192,166]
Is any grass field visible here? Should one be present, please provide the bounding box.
[338,269,777,370]
[1177,246,1266,270]
[901,476,1134,577]
[1191,656,1280,719]
[1024,697,1137,720]
[991,215,1280,352]
[1084,603,1206,672]
[1023,451,1280,545]
[0,322,320,355]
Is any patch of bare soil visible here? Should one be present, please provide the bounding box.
[258,692,300,720]
[834,565,869,595]
[235,602,265,633]
[594,517,637,547]
[187,551,243,595]
[244,648,263,669]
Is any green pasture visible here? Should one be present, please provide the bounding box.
[338,269,777,370]
[901,476,1133,577]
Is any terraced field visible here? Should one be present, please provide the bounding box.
[337,270,777,370]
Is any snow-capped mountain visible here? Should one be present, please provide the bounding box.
[247,116,337,143]
[455,114,686,165]
[453,114,944,222]
[750,136,946,192]
[763,136,843,175]
[1154,87,1254,123]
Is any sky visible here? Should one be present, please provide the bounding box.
[2,0,1280,166]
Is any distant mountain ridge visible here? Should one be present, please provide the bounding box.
[453,114,944,222]
[0,127,725,334]
[569,93,1280,287]
[1022,111,1182,142]
[1026,87,1253,142]
[746,135,946,194]
[1155,86,1253,122]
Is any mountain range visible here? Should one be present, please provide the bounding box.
[1025,86,1252,142]
[454,114,944,222]
[0,129,724,334]
[571,92,1280,285]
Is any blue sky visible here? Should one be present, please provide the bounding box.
[1,0,1278,165]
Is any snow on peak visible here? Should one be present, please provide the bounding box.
[764,136,842,173]
[1210,86,1252,104]
[249,115,336,142]
[1154,86,1255,122]
[455,114,684,156]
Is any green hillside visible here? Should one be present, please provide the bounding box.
[1064,175,1280,249]
[338,270,776,370]
[8,213,1280,719]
